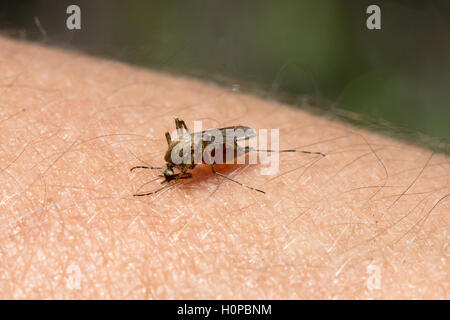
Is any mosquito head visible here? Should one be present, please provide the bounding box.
[162,163,176,181]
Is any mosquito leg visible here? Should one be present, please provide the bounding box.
[133,168,188,196]
[174,118,189,140]
[130,165,163,172]
[133,179,177,196]
[245,146,325,157]
[165,132,172,145]
[134,174,183,196]
[210,165,265,194]
[175,118,189,131]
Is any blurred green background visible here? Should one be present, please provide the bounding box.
[1,0,449,142]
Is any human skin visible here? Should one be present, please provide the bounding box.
[0,37,448,299]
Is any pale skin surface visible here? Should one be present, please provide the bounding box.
[0,37,448,299]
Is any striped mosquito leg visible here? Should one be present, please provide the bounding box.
[130,165,163,172]
[133,175,181,196]
[245,146,325,157]
[210,165,265,194]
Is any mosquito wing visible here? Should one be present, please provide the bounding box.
[192,126,256,143]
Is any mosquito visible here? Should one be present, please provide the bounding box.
[130,118,325,196]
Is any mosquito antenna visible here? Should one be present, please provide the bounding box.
[246,146,325,157]
[128,148,163,171]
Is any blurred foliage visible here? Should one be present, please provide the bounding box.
[1,0,449,146]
